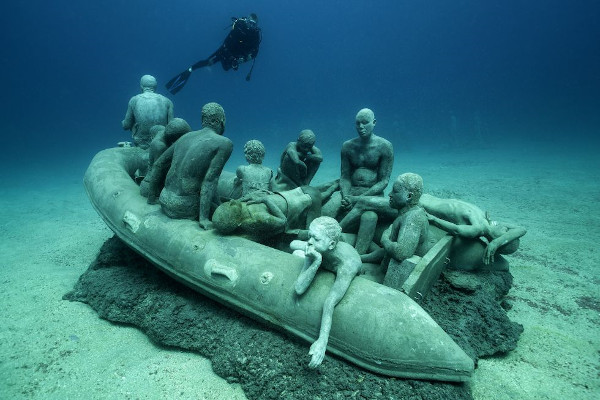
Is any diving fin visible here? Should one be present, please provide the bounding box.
[165,68,192,95]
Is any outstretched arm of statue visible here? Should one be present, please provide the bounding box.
[308,259,359,368]
[427,213,482,238]
[484,224,527,264]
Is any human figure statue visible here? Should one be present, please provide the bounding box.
[139,118,192,196]
[165,14,262,94]
[231,140,273,198]
[321,108,393,255]
[290,216,362,368]
[122,75,174,149]
[142,102,232,229]
[336,189,526,271]
[420,193,527,267]
[212,186,322,241]
[148,118,192,168]
[147,125,167,162]
[378,173,430,288]
[273,129,323,191]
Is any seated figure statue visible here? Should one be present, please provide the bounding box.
[148,118,192,169]
[122,75,174,149]
[212,186,322,241]
[273,129,323,191]
[133,124,166,183]
[321,108,393,253]
[230,139,273,198]
[141,102,232,229]
[378,173,430,288]
[290,216,361,368]
[139,118,192,195]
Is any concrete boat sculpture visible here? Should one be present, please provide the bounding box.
[84,146,474,382]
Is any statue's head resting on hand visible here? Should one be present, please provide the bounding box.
[307,216,342,253]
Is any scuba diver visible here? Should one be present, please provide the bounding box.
[165,13,262,95]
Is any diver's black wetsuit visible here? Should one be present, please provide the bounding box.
[194,17,262,71]
[165,16,262,94]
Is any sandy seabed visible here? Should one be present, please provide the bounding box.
[0,145,598,399]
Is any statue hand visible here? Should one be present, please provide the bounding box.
[483,243,497,265]
[308,339,327,368]
[346,195,358,206]
[340,196,352,210]
[305,244,322,263]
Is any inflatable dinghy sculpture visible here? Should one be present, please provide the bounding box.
[84,147,474,382]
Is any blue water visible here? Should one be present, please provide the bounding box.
[2,0,599,171]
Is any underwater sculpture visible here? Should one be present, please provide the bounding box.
[147,118,192,171]
[322,108,394,219]
[122,75,174,149]
[341,190,526,271]
[290,216,362,368]
[379,173,431,288]
[212,186,322,241]
[141,102,232,229]
[132,118,192,187]
[420,194,527,269]
[230,139,273,198]
[273,129,323,191]
[83,146,474,381]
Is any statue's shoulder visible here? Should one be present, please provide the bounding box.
[342,137,359,150]
[408,206,428,225]
[374,134,393,147]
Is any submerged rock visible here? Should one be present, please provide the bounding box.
[64,236,522,400]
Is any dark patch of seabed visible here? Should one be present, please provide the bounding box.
[64,236,522,400]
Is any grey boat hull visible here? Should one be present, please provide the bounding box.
[83,147,474,382]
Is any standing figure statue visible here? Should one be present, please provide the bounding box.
[142,102,232,229]
[273,129,323,191]
[165,14,262,94]
[122,75,174,149]
[290,216,362,368]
